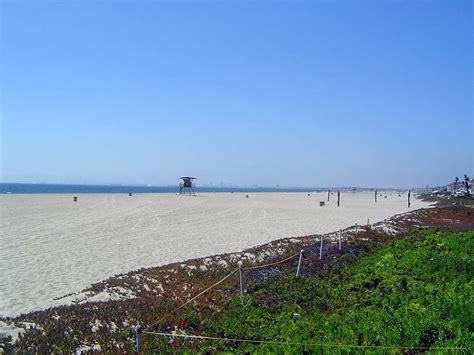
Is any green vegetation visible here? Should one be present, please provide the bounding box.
[149,230,474,353]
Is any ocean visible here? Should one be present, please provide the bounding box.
[0,183,318,194]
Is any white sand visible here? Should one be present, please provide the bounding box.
[0,192,429,316]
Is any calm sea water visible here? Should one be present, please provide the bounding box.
[0,183,319,194]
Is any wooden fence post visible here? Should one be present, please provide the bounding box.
[408,190,411,208]
[319,236,323,259]
[239,261,245,299]
[296,249,304,277]
[135,324,142,353]
[337,191,340,207]
[375,190,377,202]
[327,189,330,202]
[338,229,342,250]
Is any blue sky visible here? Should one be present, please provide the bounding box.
[1,0,472,188]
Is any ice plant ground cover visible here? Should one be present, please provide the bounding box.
[148,229,474,353]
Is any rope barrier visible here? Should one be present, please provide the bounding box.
[243,251,301,271]
[141,225,391,346]
[143,331,466,351]
[144,251,302,333]
[143,268,238,333]
[143,251,303,333]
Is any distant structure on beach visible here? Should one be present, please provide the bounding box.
[428,174,472,198]
[179,176,197,195]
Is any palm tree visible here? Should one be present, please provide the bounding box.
[454,177,460,192]
[464,174,471,197]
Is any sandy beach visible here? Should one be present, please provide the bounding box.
[0,192,429,316]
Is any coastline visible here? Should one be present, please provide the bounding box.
[2,204,472,352]
[0,191,429,317]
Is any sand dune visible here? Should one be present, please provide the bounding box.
[0,192,429,316]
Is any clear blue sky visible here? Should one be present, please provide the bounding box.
[1,1,472,188]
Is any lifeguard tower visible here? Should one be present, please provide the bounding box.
[179,176,197,195]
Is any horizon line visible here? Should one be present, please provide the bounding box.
[0,181,426,191]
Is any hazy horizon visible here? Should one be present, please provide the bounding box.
[1,1,472,189]
[0,180,453,191]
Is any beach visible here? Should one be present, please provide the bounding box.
[0,191,429,317]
